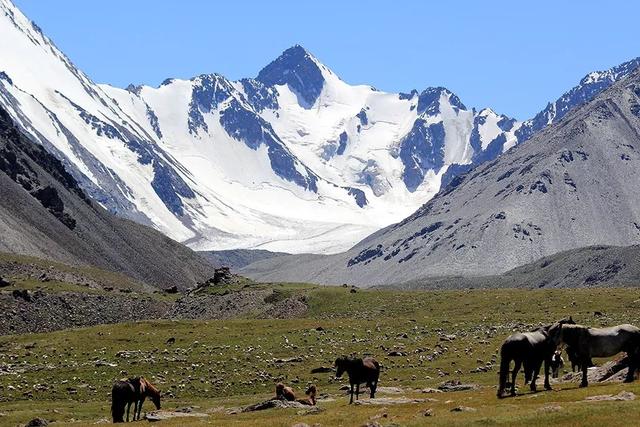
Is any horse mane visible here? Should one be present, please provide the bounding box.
[139,377,160,398]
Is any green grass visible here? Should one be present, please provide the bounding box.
[2,285,640,426]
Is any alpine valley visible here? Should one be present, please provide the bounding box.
[3,0,639,256]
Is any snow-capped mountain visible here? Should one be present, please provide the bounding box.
[1,0,638,254]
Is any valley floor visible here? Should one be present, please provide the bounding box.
[2,286,640,426]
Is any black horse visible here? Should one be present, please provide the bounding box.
[335,356,380,404]
[497,317,574,398]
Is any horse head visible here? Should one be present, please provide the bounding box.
[548,316,574,345]
[141,378,161,410]
[334,357,348,378]
[305,384,317,396]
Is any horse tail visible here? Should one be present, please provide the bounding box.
[111,398,123,423]
[497,342,511,398]
[111,385,125,423]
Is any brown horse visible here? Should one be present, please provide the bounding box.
[296,384,317,406]
[111,377,161,422]
[275,382,296,401]
[335,356,380,404]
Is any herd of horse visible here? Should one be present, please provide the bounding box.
[497,316,640,397]
[110,318,640,421]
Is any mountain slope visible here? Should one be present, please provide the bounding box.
[242,66,640,285]
[1,0,639,255]
[0,0,523,254]
[0,105,215,290]
[390,245,640,290]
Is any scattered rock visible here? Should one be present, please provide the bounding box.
[25,419,48,427]
[166,337,176,345]
[242,399,309,412]
[165,286,179,294]
[585,391,636,402]
[274,356,303,364]
[450,406,476,412]
[354,397,432,405]
[12,289,31,302]
[537,405,563,413]
[387,351,406,357]
[437,379,479,392]
[421,388,444,394]
[145,410,208,421]
[376,386,404,394]
[0,276,11,287]
[422,408,434,417]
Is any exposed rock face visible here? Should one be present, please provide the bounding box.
[0,105,215,290]
[242,67,640,286]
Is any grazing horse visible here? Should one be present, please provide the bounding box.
[548,323,640,387]
[335,356,380,404]
[297,384,317,406]
[111,377,161,422]
[275,382,296,401]
[497,317,574,398]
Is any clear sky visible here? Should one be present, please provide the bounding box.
[13,0,640,120]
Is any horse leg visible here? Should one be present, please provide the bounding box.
[369,381,377,398]
[530,360,541,392]
[349,383,354,404]
[126,402,131,422]
[523,359,531,385]
[543,357,552,390]
[624,350,638,383]
[137,397,145,420]
[510,359,521,396]
[356,383,360,400]
[580,358,588,387]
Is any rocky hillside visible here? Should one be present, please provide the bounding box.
[242,67,640,286]
[0,105,215,290]
[391,245,640,290]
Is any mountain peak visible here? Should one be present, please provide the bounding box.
[256,45,326,108]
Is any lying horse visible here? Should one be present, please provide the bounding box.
[548,322,640,387]
[275,382,296,401]
[296,384,317,406]
[111,377,161,422]
[497,317,574,398]
[335,356,380,404]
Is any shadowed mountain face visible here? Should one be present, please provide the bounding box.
[242,67,640,286]
[0,106,215,290]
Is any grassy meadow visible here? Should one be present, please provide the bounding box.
[2,284,640,426]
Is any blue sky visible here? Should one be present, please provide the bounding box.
[14,0,640,120]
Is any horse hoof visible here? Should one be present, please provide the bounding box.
[623,378,634,383]
[580,383,588,388]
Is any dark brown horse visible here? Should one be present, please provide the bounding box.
[335,356,380,404]
[111,377,161,422]
[497,317,574,398]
